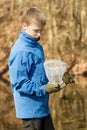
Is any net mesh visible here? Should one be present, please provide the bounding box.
[44,59,67,84]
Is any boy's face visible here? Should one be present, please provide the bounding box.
[22,23,44,38]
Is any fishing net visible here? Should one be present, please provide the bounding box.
[44,59,67,84]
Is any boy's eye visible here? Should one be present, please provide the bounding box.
[28,26,43,33]
[33,29,43,33]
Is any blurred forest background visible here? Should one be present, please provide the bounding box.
[0,0,87,130]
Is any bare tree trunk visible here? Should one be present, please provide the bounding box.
[46,0,55,58]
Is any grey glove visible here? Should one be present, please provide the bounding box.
[46,82,66,94]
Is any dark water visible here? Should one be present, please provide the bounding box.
[0,76,87,130]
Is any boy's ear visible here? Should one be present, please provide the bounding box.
[22,23,27,30]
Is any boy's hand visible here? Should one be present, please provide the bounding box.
[62,73,75,84]
[46,82,66,94]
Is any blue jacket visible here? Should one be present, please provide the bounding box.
[8,30,50,118]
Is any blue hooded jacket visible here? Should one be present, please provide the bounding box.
[8,30,50,118]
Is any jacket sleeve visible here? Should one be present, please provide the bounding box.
[8,51,46,96]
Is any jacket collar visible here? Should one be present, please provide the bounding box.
[19,29,40,46]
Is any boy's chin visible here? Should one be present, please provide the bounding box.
[34,36,40,39]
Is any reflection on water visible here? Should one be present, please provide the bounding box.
[0,76,87,130]
[50,76,87,130]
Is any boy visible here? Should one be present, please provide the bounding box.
[8,7,73,130]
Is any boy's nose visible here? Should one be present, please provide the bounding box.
[37,32,41,37]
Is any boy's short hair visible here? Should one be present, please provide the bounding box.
[22,7,46,26]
